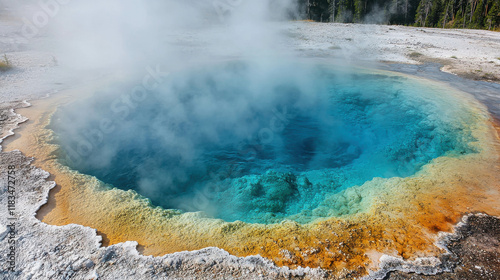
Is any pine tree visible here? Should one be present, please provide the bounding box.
[486,0,500,29]
[440,0,453,27]
[415,0,434,26]
[471,0,485,28]
[428,0,444,26]
[354,0,366,22]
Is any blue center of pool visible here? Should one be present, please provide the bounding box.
[51,61,476,224]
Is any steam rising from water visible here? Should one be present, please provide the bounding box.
[51,60,477,224]
[40,0,299,70]
[6,0,479,224]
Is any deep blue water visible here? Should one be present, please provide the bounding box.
[51,61,477,224]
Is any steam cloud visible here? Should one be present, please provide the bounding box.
[6,0,477,223]
[30,0,299,70]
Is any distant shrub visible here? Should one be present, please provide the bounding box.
[408,52,423,58]
[0,54,12,72]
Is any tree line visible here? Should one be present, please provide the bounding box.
[297,0,500,30]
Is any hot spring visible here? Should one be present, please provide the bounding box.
[50,60,478,224]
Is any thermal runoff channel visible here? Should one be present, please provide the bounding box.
[51,61,477,224]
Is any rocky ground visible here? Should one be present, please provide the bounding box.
[287,22,500,82]
[1,5,500,280]
[384,214,500,280]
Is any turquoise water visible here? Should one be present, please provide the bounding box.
[51,61,477,224]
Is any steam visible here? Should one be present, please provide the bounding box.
[7,0,477,222]
[37,0,309,218]
[50,59,477,223]
[29,0,298,71]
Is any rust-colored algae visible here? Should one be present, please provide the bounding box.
[4,80,500,278]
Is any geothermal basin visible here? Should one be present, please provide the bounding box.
[52,60,479,223]
[21,60,500,276]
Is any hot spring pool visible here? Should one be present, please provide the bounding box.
[50,60,478,224]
